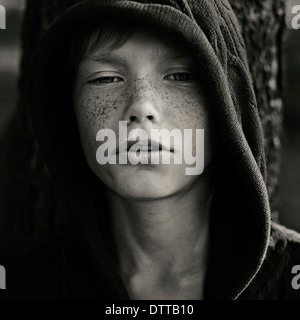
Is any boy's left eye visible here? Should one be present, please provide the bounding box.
[164,73,196,82]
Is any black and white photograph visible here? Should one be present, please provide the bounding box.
[1,0,300,305]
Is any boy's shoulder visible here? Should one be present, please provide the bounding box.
[2,230,100,299]
[270,222,300,270]
[241,222,300,300]
[270,222,300,247]
[270,222,300,282]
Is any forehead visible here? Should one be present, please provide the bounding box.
[85,28,195,65]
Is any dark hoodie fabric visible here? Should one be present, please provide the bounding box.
[4,0,300,300]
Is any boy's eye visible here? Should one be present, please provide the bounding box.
[88,76,124,85]
[164,72,196,82]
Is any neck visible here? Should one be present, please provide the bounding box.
[107,168,214,280]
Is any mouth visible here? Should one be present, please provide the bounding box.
[125,140,174,153]
[115,140,174,154]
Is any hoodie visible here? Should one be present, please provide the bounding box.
[5,0,300,300]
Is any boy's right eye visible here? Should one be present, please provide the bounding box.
[88,76,124,85]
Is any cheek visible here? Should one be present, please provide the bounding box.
[75,89,121,128]
[74,88,128,161]
[161,88,216,163]
[161,88,209,130]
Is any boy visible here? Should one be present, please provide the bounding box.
[7,0,300,299]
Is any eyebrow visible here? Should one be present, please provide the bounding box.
[88,54,128,66]
[154,46,192,62]
[87,51,193,66]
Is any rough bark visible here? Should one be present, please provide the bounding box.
[229,0,286,222]
[0,0,286,259]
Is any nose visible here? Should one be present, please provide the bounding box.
[124,97,161,126]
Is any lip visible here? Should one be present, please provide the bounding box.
[116,140,174,154]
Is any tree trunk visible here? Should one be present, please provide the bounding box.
[0,0,286,260]
[229,0,286,223]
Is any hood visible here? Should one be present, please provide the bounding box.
[27,0,271,299]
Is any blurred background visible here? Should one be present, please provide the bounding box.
[0,0,24,137]
[0,0,299,236]
[280,0,300,231]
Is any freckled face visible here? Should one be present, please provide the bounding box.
[73,30,216,200]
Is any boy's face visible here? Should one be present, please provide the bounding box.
[73,28,216,200]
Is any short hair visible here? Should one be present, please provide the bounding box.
[68,18,190,81]
[69,19,139,75]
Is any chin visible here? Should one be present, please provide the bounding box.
[96,164,191,201]
[116,184,175,201]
